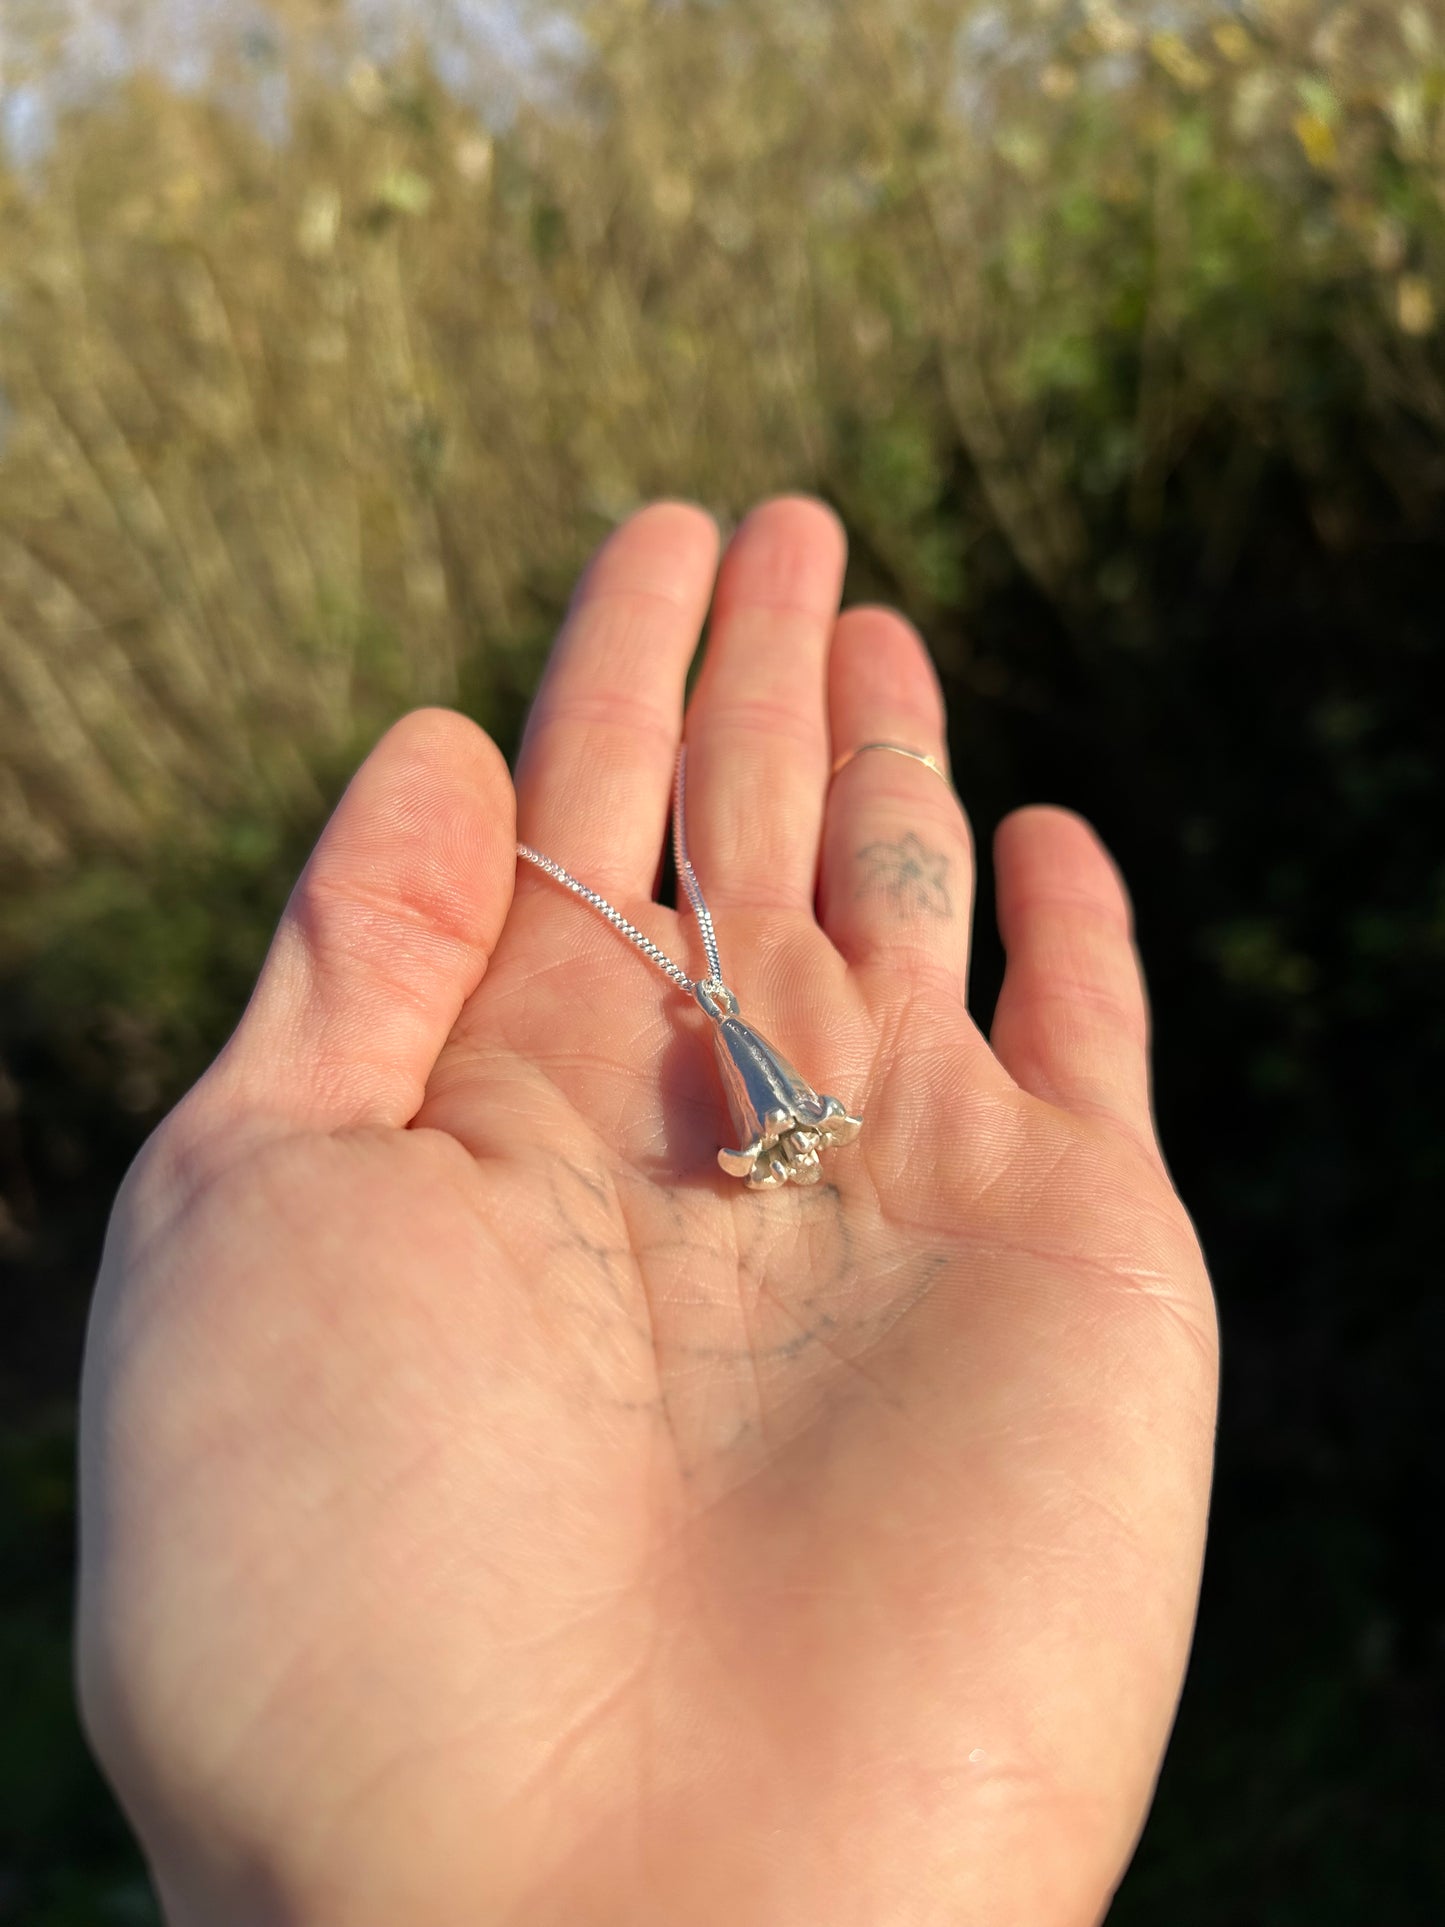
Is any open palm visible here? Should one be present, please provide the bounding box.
[78,498,1218,1927]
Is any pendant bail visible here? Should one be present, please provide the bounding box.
[693,978,739,1023]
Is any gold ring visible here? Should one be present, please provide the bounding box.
[830,741,951,787]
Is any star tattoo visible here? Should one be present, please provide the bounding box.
[853,831,952,918]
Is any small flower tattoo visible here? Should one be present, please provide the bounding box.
[854,832,952,918]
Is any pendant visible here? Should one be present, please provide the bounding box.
[694,981,862,1189]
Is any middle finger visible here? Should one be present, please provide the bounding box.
[681,495,848,914]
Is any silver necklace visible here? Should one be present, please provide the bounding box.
[516,747,862,1189]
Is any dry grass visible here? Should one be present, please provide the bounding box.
[1,0,1442,890]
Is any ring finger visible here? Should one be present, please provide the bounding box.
[817,607,974,999]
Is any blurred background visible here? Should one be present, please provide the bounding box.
[2,0,1443,1919]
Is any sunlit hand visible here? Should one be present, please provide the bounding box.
[78,497,1218,1927]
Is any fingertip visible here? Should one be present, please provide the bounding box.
[384,701,501,751]
[993,805,1136,938]
[565,500,723,619]
[830,606,948,746]
[994,801,1100,851]
[396,703,513,801]
[380,705,512,802]
[658,497,723,540]
[320,708,516,944]
[631,498,725,561]
[742,491,848,560]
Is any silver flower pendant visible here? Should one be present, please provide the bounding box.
[694,982,862,1189]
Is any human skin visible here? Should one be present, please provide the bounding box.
[76,496,1218,1926]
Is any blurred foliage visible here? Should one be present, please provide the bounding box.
[3,0,1445,1918]
[0,1421,161,1925]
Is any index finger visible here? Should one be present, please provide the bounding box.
[513,501,721,899]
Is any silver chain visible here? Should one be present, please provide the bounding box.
[515,745,722,996]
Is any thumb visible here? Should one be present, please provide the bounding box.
[195,707,515,1135]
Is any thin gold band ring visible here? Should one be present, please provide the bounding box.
[830,741,951,788]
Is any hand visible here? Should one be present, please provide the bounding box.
[77,496,1218,1927]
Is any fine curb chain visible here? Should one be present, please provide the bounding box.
[515,746,722,996]
[516,744,863,1191]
